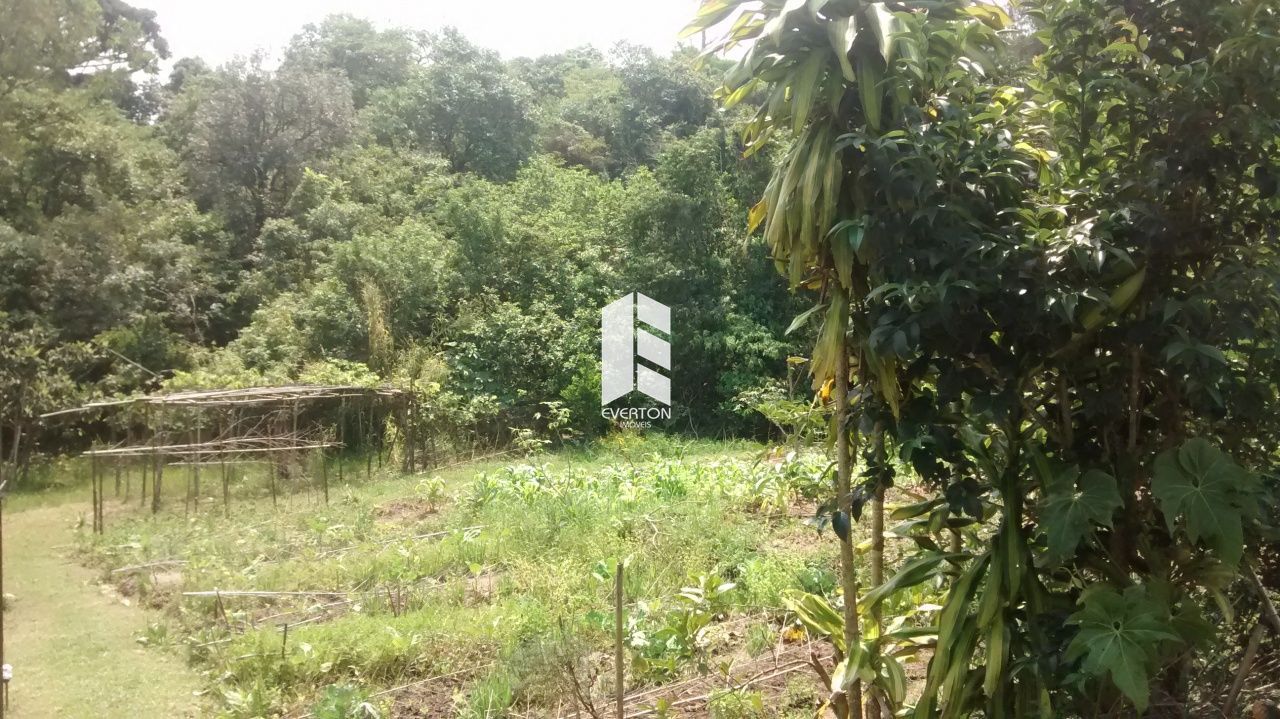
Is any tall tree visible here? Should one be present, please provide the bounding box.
[366,28,534,179]
[282,15,421,109]
[176,56,355,244]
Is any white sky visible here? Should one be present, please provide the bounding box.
[135,0,704,69]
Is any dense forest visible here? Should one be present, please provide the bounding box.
[0,1,805,460]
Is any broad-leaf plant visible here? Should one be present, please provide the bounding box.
[690,0,1280,716]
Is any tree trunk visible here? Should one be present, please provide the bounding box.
[867,430,886,719]
[835,346,864,719]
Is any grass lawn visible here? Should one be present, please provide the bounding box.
[4,503,205,718]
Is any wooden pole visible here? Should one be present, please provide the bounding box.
[364,407,372,482]
[321,448,329,505]
[221,414,230,519]
[91,450,99,534]
[193,421,201,511]
[406,394,415,474]
[1,490,6,718]
[614,560,625,719]
[337,400,345,487]
[291,401,299,487]
[92,448,104,534]
[0,425,6,715]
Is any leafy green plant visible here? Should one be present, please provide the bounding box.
[708,688,768,719]
[628,575,737,680]
[416,475,447,510]
[312,684,383,719]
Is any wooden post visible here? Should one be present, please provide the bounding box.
[1,489,6,719]
[321,448,329,505]
[364,406,372,482]
[221,414,230,519]
[269,461,278,510]
[614,560,625,719]
[406,394,415,474]
[151,451,164,515]
[98,457,105,533]
[91,448,104,534]
[291,400,300,487]
[193,421,201,512]
[337,399,345,487]
[91,450,100,534]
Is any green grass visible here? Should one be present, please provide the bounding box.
[69,435,846,717]
[4,503,205,718]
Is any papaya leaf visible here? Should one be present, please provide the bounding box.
[1066,585,1179,714]
[1039,467,1121,564]
[1151,438,1257,567]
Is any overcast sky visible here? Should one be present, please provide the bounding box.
[135,0,703,68]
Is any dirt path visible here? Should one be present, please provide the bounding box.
[4,504,204,718]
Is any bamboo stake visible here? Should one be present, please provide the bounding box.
[615,560,625,719]
[364,405,372,482]
[151,448,163,514]
[321,448,329,505]
[91,449,100,534]
[183,590,349,598]
[222,413,230,519]
[193,421,201,511]
[150,407,163,514]
[1,490,6,719]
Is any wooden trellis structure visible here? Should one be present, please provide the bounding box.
[40,385,411,533]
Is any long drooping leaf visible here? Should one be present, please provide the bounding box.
[854,40,885,130]
[785,591,846,651]
[860,552,965,613]
[866,3,901,64]
[826,15,858,81]
[791,50,827,135]
[810,286,849,387]
[679,0,744,39]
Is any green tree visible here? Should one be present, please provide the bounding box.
[366,29,534,179]
[283,15,421,109]
[174,56,355,243]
